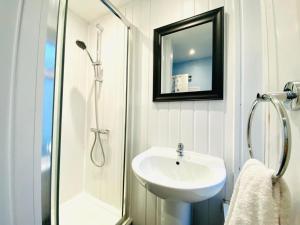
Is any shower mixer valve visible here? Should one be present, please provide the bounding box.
[90,128,110,135]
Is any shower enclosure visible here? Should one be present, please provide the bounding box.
[75,26,108,168]
[47,0,132,224]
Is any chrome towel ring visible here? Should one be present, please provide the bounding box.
[247,81,300,179]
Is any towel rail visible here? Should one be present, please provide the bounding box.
[247,81,300,179]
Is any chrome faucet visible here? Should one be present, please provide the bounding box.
[176,143,184,157]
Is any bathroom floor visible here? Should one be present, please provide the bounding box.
[59,193,121,225]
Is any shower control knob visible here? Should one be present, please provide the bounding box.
[99,129,109,135]
[177,143,184,157]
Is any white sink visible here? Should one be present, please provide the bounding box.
[132,147,226,203]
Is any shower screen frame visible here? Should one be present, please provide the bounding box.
[50,0,132,224]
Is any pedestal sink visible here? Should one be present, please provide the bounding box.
[131,147,226,225]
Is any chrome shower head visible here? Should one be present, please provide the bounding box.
[76,40,87,50]
[75,40,94,63]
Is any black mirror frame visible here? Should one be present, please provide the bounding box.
[153,7,224,102]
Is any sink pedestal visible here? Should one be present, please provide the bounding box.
[161,200,191,225]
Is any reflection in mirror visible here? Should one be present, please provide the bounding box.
[161,22,213,94]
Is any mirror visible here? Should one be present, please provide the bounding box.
[161,22,213,93]
[153,7,224,101]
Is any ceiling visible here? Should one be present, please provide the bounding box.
[68,0,131,22]
[163,22,213,63]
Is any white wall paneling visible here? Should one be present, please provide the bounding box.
[241,0,300,224]
[84,12,127,209]
[13,0,54,223]
[13,0,44,222]
[123,0,241,224]
[0,1,23,224]
[0,0,56,224]
[264,0,300,223]
[240,0,266,166]
[59,10,89,202]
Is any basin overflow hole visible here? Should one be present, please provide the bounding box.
[176,161,180,165]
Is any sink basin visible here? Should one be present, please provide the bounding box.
[132,147,226,203]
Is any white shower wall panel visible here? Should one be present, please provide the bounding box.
[240,0,300,223]
[83,13,127,210]
[60,10,89,203]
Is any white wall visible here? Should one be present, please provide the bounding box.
[240,0,300,224]
[240,0,266,166]
[0,0,58,224]
[83,13,127,210]
[261,0,300,223]
[122,0,241,224]
[0,1,23,224]
[59,10,88,202]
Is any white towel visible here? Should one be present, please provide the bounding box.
[225,159,291,225]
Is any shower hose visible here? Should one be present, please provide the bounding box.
[90,64,106,167]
